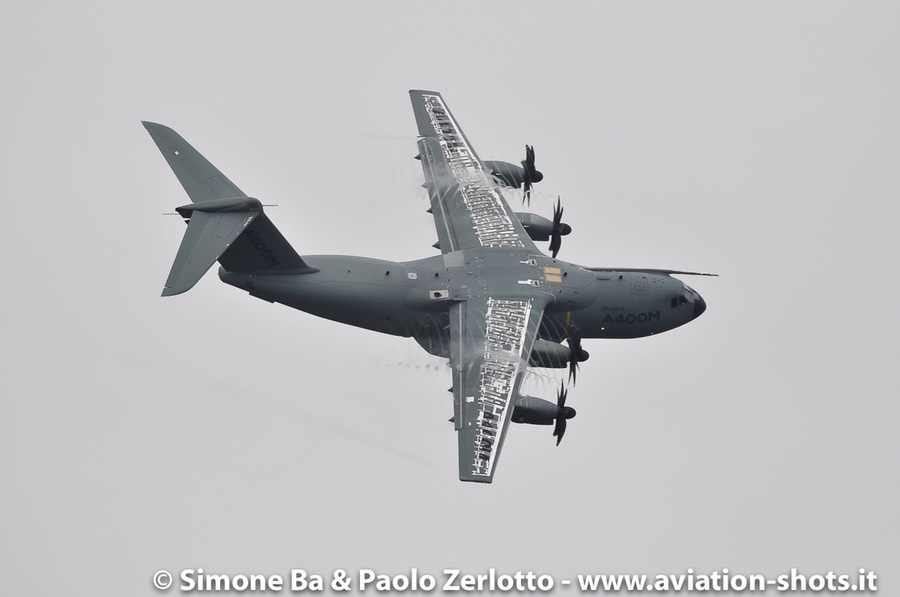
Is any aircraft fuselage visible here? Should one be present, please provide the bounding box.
[218,249,706,351]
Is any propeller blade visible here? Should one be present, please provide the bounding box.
[566,326,584,385]
[549,197,564,258]
[520,145,543,206]
[553,382,568,444]
[553,381,576,445]
[553,418,567,446]
[549,237,561,259]
[557,381,568,408]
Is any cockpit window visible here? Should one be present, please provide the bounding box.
[672,295,689,308]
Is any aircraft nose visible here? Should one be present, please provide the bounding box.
[693,296,707,319]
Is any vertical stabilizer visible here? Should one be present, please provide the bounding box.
[144,123,317,296]
[143,121,245,203]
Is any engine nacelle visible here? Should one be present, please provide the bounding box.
[515,212,555,242]
[529,338,589,368]
[529,339,570,368]
[483,160,525,189]
[511,395,558,425]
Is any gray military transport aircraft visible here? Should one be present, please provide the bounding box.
[144,90,713,483]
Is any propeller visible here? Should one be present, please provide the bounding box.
[565,325,589,385]
[521,144,543,205]
[553,381,577,446]
[548,196,572,258]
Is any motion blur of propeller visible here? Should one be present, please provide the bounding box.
[548,197,572,258]
[553,382,577,446]
[521,144,543,205]
[566,325,589,385]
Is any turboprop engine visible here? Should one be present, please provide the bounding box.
[483,145,543,203]
[514,213,559,242]
[513,198,571,258]
[529,339,589,369]
[511,383,576,445]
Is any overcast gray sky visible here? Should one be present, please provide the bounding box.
[2,2,898,596]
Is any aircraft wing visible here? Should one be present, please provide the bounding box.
[410,90,539,254]
[449,294,549,483]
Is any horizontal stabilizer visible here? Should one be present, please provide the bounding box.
[163,209,258,296]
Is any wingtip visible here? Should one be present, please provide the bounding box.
[459,475,493,484]
[142,121,174,134]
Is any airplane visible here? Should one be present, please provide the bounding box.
[143,90,714,483]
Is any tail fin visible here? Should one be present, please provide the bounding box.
[143,122,316,296]
[143,121,245,203]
